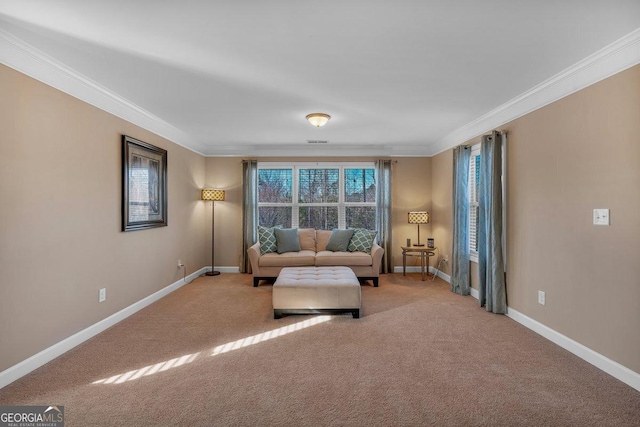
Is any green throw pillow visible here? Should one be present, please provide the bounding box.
[326,229,355,252]
[275,228,301,254]
[258,225,282,255]
[348,228,377,253]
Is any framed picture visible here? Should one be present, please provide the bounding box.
[122,135,167,231]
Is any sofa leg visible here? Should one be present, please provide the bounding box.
[352,309,360,319]
[253,277,260,287]
[274,309,283,319]
[373,278,379,287]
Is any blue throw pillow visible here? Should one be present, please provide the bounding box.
[275,228,301,254]
[326,229,355,252]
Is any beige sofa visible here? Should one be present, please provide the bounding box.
[248,228,384,287]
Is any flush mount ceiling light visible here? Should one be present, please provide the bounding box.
[306,113,331,127]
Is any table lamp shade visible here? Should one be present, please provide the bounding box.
[408,211,430,224]
[202,189,225,201]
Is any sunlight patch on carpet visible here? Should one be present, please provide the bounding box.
[210,315,331,356]
[91,315,332,385]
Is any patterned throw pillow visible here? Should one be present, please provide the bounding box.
[348,228,378,253]
[258,225,281,255]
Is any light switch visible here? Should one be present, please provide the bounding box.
[593,209,609,226]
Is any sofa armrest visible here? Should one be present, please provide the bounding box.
[247,242,261,275]
[370,243,384,273]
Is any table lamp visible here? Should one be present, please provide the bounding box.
[408,211,430,246]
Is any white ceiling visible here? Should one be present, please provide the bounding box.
[1,1,640,156]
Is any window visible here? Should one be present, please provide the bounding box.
[258,163,376,230]
[469,145,480,262]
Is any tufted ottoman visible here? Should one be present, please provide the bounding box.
[272,267,361,319]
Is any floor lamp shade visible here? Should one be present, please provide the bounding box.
[202,189,225,202]
[202,189,225,276]
[408,211,430,246]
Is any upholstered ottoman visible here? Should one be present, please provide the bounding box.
[273,267,361,319]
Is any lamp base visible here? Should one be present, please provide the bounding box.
[205,271,221,276]
[413,243,425,247]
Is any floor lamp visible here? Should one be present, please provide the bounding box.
[202,189,225,276]
[408,211,430,246]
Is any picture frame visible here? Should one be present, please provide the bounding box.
[122,135,167,231]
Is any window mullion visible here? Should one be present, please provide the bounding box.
[338,167,345,228]
[292,166,299,228]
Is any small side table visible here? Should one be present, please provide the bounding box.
[401,246,436,281]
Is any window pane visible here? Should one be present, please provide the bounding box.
[259,206,292,228]
[345,206,375,230]
[259,169,292,203]
[298,169,339,203]
[299,206,338,230]
[344,168,376,202]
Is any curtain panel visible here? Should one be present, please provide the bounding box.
[376,160,392,274]
[478,131,507,313]
[451,146,471,295]
[241,160,258,273]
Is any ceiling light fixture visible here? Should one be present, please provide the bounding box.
[306,113,331,127]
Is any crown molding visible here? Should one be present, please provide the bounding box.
[0,28,208,155]
[201,143,435,157]
[430,27,640,155]
[2,26,639,158]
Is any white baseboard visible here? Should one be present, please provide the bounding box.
[469,287,479,299]
[505,307,639,392]
[392,266,451,283]
[465,289,639,392]
[212,266,240,273]
[0,267,208,390]
[429,267,451,283]
[393,266,422,273]
[393,269,638,390]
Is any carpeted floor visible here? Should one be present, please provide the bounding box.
[1,273,638,426]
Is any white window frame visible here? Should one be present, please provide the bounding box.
[468,136,507,269]
[258,162,376,229]
[469,144,481,263]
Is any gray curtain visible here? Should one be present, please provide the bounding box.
[451,146,471,295]
[376,160,392,274]
[478,131,507,313]
[241,160,258,273]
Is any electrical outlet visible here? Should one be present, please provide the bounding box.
[538,290,545,306]
[593,209,610,225]
[178,259,183,268]
[99,288,106,303]
[443,256,449,263]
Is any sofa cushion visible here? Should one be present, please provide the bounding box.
[326,229,355,252]
[316,230,332,252]
[259,250,316,267]
[275,228,301,253]
[348,228,378,253]
[297,228,316,251]
[315,250,373,266]
[258,225,282,255]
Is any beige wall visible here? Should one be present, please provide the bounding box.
[0,65,208,372]
[431,149,453,276]
[204,157,432,269]
[431,64,640,373]
[204,158,244,268]
[391,158,432,267]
